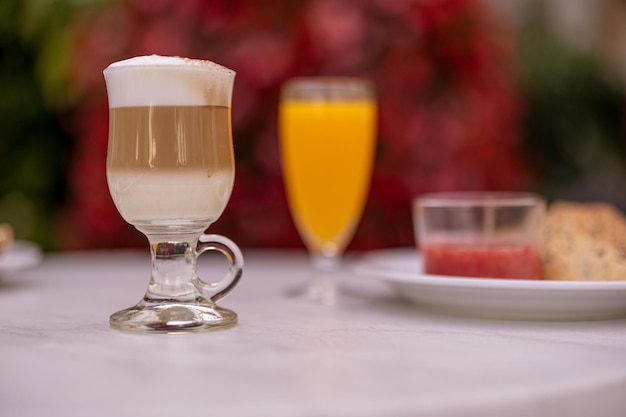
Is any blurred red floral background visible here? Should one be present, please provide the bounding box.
[57,0,530,250]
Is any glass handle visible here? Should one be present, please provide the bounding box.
[195,234,243,302]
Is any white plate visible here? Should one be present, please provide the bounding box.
[353,248,626,320]
[0,241,43,279]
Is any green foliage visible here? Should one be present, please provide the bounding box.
[518,5,626,201]
[0,0,77,249]
[19,0,102,109]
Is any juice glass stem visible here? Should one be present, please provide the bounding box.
[299,251,343,305]
[311,250,342,272]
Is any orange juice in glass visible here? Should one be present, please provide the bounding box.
[279,77,377,303]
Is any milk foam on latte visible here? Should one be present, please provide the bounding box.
[103,55,235,108]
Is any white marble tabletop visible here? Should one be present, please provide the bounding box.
[1,247,626,417]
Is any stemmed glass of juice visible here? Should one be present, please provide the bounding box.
[278,77,377,303]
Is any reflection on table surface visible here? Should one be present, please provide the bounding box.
[1,249,626,417]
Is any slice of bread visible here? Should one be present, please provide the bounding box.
[541,201,626,281]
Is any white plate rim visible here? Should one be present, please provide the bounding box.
[352,247,626,320]
[354,247,626,291]
[0,240,43,277]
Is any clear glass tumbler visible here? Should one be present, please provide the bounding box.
[414,192,545,279]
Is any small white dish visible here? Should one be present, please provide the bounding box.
[0,241,43,280]
[353,248,626,320]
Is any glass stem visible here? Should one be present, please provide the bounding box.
[307,251,342,305]
[311,251,341,273]
[144,233,203,302]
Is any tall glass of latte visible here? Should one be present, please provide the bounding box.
[103,55,243,332]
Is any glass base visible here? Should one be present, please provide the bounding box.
[110,298,237,333]
[287,275,339,306]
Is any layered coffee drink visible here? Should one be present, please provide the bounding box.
[103,56,243,333]
[103,56,235,229]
